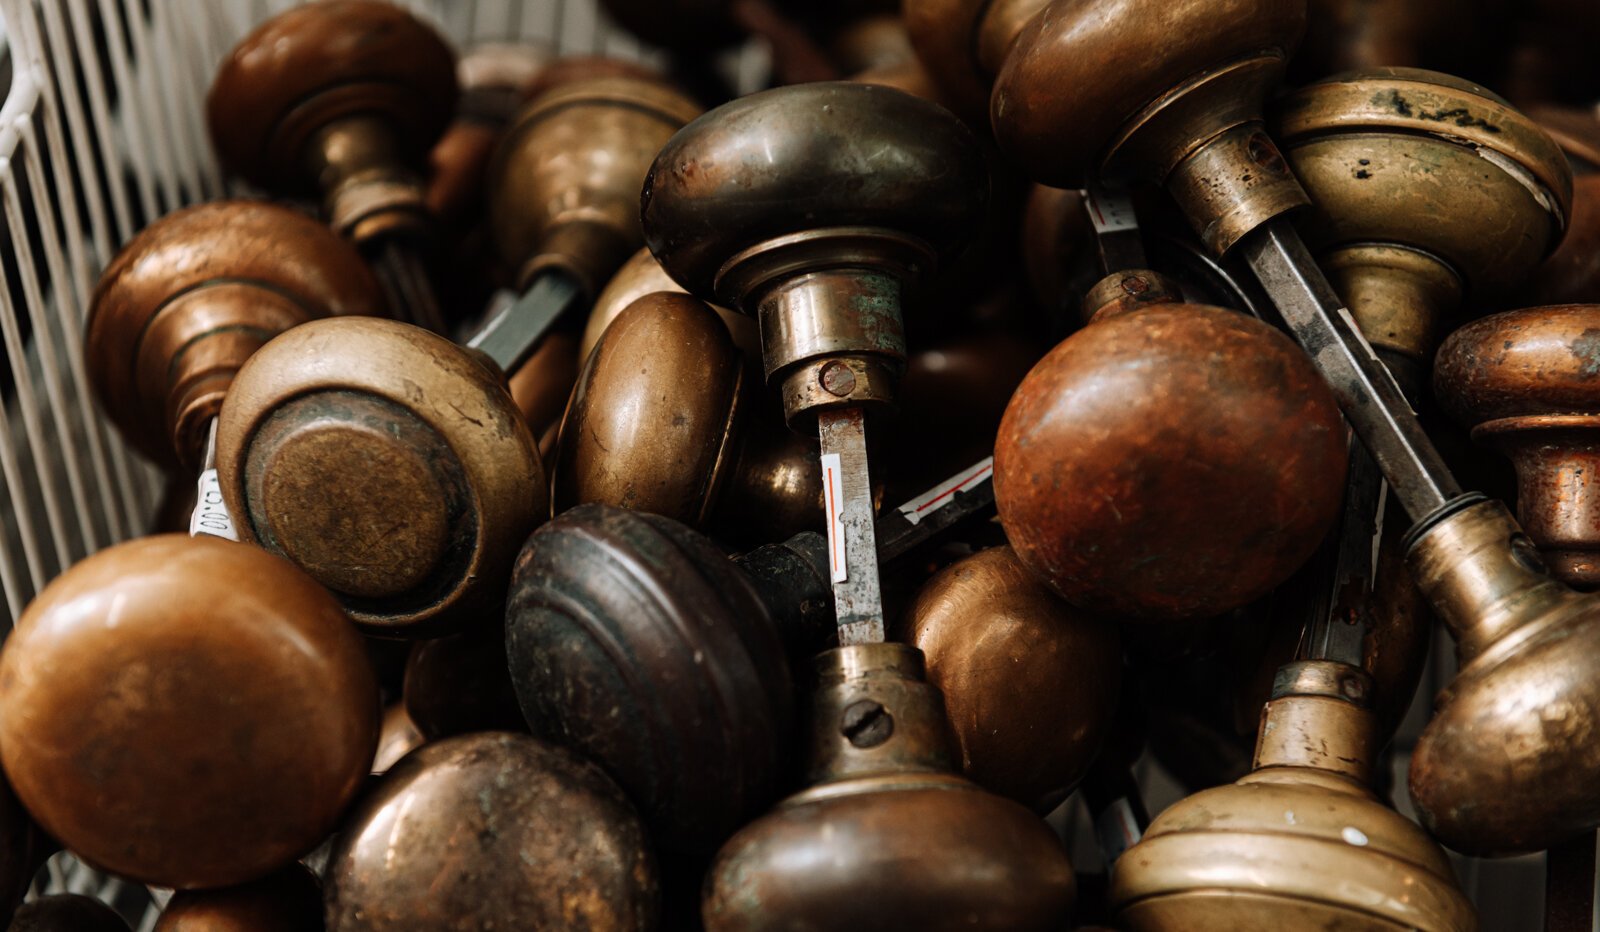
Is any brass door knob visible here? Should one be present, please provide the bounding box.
[208,0,457,244]
[994,303,1348,620]
[0,535,378,888]
[703,643,1075,931]
[1110,661,1474,931]
[896,546,1121,812]
[86,201,386,469]
[490,74,702,298]
[1435,304,1600,587]
[325,731,659,932]
[554,290,825,541]
[1271,68,1572,389]
[155,865,325,932]
[642,80,987,426]
[580,247,756,364]
[505,503,796,854]
[8,895,131,932]
[215,316,547,637]
[904,0,1049,121]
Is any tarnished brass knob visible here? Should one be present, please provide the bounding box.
[0,535,377,888]
[1110,662,1474,930]
[643,81,987,425]
[994,304,1348,620]
[490,74,702,297]
[555,291,824,540]
[505,503,795,854]
[9,895,131,932]
[1272,68,1573,387]
[897,546,1121,811]
[702,643,1075,931]
[1435,305,1600,588]
[86,201,386,468]
[403,623,527,740]
[325,731,659,931]
[904,0,1048,121]
[580,247,757,363]
[208,0,457,243]
[215,316,546,636]
[992,0,1308,253]
[156,865,325,932]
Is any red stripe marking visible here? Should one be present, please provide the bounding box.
[912,463,993,514]
[826,465,840,573]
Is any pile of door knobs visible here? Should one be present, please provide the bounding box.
[3,0,1600,928]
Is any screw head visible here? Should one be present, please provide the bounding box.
[820,361,858,398]
[840,699,894,748]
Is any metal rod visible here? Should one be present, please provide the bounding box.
[465,270,584,375]
[1238,217,1461,522]
[875,456,994,564]
[1084,182,1148,274]
[371,239,449,336]
[818,406,885,645]
[1300,439,1386,668]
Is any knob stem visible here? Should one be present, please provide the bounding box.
[806,643,955,785]
[1254,661,1376,783]
[306,114,428,245]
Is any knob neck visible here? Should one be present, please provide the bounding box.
[1322,244,1460,393]
[1476,416,1600,589]
[1082,269,1184,324]
[307,114,429,244]
[1253,661,1376,783]
[806,643,956,786]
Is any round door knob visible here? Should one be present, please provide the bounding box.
[897,546,1121,812]
[1271,68,1572,384]
[580,247,756,364]
[994,303,1348,620]
[904,0,1049,121]
[325,731,659,932]
[1435,304,1600,588]
[155,865,325,932]
[505,503,794,854]
[703,643,1076,931]
[0,535,378,889]
[215,316,546,636]
[86,201,386,468]
[9,895,131,932]
[208,0,457,242]
[490,74,702,297]
[1110,662,1474,931]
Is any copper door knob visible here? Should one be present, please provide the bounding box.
[1110,662,1474,930]
[0,534,378,888]
[215,316,546,636]
[898,546,1121,812]
[490,75,702,297]
[156,865,325,932]
[1272,68,1572,387]
[505,503,793,854]
[904,0,1049,121]
[703,643,1075,931]
[86,201,386,468]
[580,247,756,363]
[208,0,457,242]
[8,895,131,932]
[642,81,987,424]
[325,731,659,932]
[992,0,1308,254]
[1435,305,1600,588]
[994,304,1348,620]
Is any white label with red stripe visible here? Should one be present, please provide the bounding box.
[1086,189,1138,234]
[190,468,239,541]
[821,453,847,583]
[896,457,993,526]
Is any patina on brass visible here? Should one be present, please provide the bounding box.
[0,534,377,889]
[897,546,1120,812]
[1110,661,1474,930]
[156,865,325,932]
[642,81,988,427]
[215,316,546,637]
[86,201,385,469]
[702,643,1075,930]
[326,731,658,932]
[208,0,457,244]
[580,247,757,363]
[992,0,1310,255]
[556,290,824,540]
[994,300,1348,620]
[903,0,1049,121]
[505,503,794,854]
[1272,68,1571,390]
[490,75,702,298]
[9,895,131,932]
[1436,305,1600,587]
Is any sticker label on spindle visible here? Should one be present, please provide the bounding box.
[822,453,847,583]
[896,457,994,526]
[190,469,238,541]
[1086,189,1138,234]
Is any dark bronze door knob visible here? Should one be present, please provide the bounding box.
[0,534,378,888]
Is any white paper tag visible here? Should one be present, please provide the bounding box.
[821,453,846,583]
[1086,188,1139,234]
[896,457,994,526]
[189,468,239,541]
